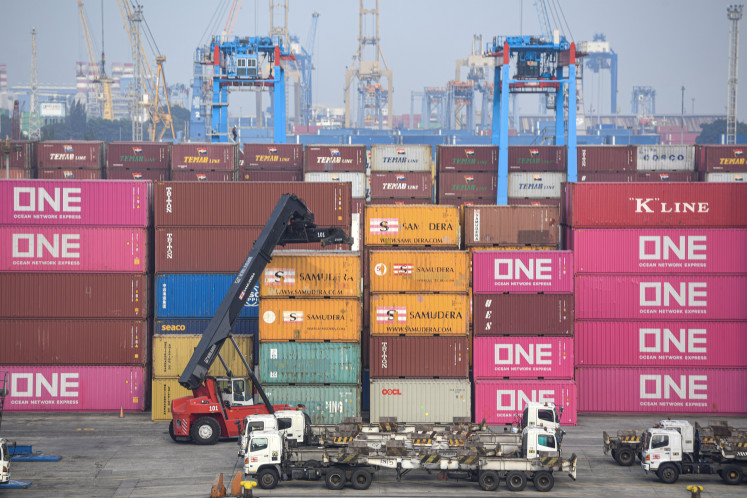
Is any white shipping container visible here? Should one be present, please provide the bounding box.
[508,172,566,199]
[303,172,367,199]
[370,145,433,173]
[706,172,745,182]
[369,379,471,423]
[636,145,695,171]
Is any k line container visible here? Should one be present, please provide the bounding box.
[573,229,747,274]
[438,172,497,199]
[239,169,303,182]
[106,168,170,181]
[36,169,102,180]
[636,145,695,171]
[368,250,469,293]
[369,379,471,423]
[156,273,258,319]
[0,320,148,365]
[576,367,747,414]
[170,170,237,182]
[576,145,637,172]
[303,145,366,173]
[473,337,574,379]
[36,141,104,169]
[472,251,573,294]
[577,171,698,182]
[0,227,148,273]
[259,342,361,384]
[697,145,747,172]
[106,142,170,169]
[436,145,498,172]
[0,273,148,318]
[151,335,254,378]
[263,385,361,425]
[508,173,566,199]
[365,205,460,246]
[463,205,560,247]
[370,145,433,173]
[242,143,303,170]
[369,172,432,199]
[369,293,469,336]
[472,294,575,336]
[0,180,150,227]
[4,141,34,169]
[508,146,567,172]
[1,365,145,412]
[304,172,367,199]
[706,172,746,182]
[368,336,469,378]
[575,274,747,320]
[474,380,577,425]
[259,298,361,342]
[575,321,747,367]
[151,378,193,421]
[171,143,238,171]
[259,251,361,297]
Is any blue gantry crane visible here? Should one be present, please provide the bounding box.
[582,33,618,114]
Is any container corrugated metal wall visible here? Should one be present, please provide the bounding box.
[242,144,303,170]
[156,274,258,319]
[437,145,498,172]
[636,145,695,171]
[239,169,303,182]
[263,385,361,425]
[36,141,104,169]
[577,171,698,182]
[259,342,360,384]
[170,143,238,171]
[151,378,193,421]
[303,172,367,199]
[577,145,637,172]
[706,172,746,182]
[508,173,566,198]
[472,294,574,336]
[260,251,361,297]
[472,251,573,294]
[438,172,497,200]
[151,335,254,377]
[106,169,169,181]
[697,145,747,172]
[369,293,469,336]
[472,337,574,379]
[370,145,433,173]
[259,298,361,342]
[368,336,469,378]
[369,379,471,423]
[369,172,433,199]
[303,145,366,173]
[365,205,460,246]
[368,250,469,293]
[170,170,237,182]
[508,146,567,172]
[6,141,34,169]
[36,169,103,180]
[474,380,578,425]
[106,142,170,169]
[463,205,560,247]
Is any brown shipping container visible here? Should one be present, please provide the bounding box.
[36,169,103,180]
[577,146,637,172]
[577,171,698,182]
[369,293,469,336]
[170,170,237,181]
[508,146,566,172]
[36,141,104,169]
[106,168,170,181]
[154,182,352,228]
[106,142,170,170]
[259,251,361,297]
[239,169,303,182]
[697,145,747,172]
[152,335,254,377]
[438,172,496,199]
[259,298,361,342]
[171,143,238,171]
[0,319,148,365]
[507,198,561,207]
[463,205,560,247]
[437,197,498,207]
[369,172,432,199]
[473,294,574,336]
[352,199,366,215]
[367,198,433,205]
[0,273,149,318]
[365,205,460,246]
[3,141,35,169]
[243,143,303,170]
[304,145,366,173]
[368,250,469,293]
[369,336,469,378]
[2,168,33,179]
[436,145,498,172]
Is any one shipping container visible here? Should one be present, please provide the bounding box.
[242,143,303,170]
[259,251,361,297]
[36,169,102,180]
[370,145,433,173]
[259,298,361,342]
[263,385,361,425]
[472,294,574,336]
[508,146,567,172]
[436,145,498,172]
[106,142,170,170]
[472,337,574,379]
[259,342,360,384]
[463,205,560,247]
[369,293,469,336]
[472,250,573,294]
[369,172,432,199]
[576,145,636,172]
[156,273,257,319]
[151,378,193,421]
[508,173,566,199]
[368,250,469,293]
[369,379,471,423]
[696,144,747,172]
[36,141,104,169]
[151,335,254,377]
[304,172,367,199]
[170,143,238,171]
[303,145,366,173]
[365,205,460,246]
[636,145,695,171]
[474,380,577,425]
[369,336,469,378]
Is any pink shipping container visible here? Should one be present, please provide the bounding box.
[696,145,747,172]
[0,180,150,227]
[36,169,102,180]
[436,145,499,172]
[303,145,366,173]
[36,141,104,169]
[472,250,573,294]
[576,367,747,414]
[170,170,237,181]
[106,168,169,181]
[508,146,566,172]
[0,227,148,273]
[171,143,237,171]
[474,379,577,425]
[577,146,636,172]
[242,143,303,170]
[370,172,432,199]
[575,321,747,367]
[473,337,575,379]
[575,274,747,320]
[106,142,170,170]
[573,229,747,274]
[0,365,146,412]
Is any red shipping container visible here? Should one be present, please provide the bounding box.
[242,143,303,170]
[0,365,146,412]
[368,198,432,205]
[304,145,367,173]
[474,379,577,425]
[577,171,698,182]
[473,294,574,336]
[370,172,432,199]
[473,337,574,379]
[36,169,102,180]
[575,321,747,367]
[507,198,561,207]
[36,141,104,169]
[472,250,573,294]
[1,168,32,179]
[4,141,35,169]
[106,168,169,181]
[575,274,747,321]
[106,142,170,170]
[0,227,148,273]
[576,367,747,414]
[170,170,237,181]
[436,145,498,172]
[352,198,366,215]
[577,146,636,172]
[696,145,747,172]
[171,143,237,171]
[239,169,303,182]
[438,172,496,199]
[508,146,566,172]
[369,336,469,378]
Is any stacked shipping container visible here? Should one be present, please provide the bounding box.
[507,146,566,206]
[436,145,498,206]
[369,145,433,204]
[35,141,106,180]
[576,145,698,183]
[242,143,304,181]
[106,142,170,181]
[696,144,747,182]
[169,143,238,181]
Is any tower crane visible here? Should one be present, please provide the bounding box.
[77,0,113,120]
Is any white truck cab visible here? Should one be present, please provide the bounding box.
[641,420,693,473]
[242,430,285,475]
[0,438,10,484]
[522,402,563,432]
[238,410,311,457]
[523,426,561,457]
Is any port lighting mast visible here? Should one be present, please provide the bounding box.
[29,28,41,141]
[727,4,743,144]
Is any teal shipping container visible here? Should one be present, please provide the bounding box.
[263,385,361,425]
[259,343,361,384]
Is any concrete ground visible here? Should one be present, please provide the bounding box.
[1,412,746,497]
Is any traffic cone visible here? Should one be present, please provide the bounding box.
[119,407,124,418]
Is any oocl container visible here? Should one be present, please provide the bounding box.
[303,145,366,173]
[368,250,469,293]
[436,145,498,172]
[156,274,258,319]
[369,293,469,336]
[263,385,361,425]
[474,379,577,425]
[463,205,560,247]
[36,141,104,169]
[151,335,254,377]
[106,142,170,170]
[473,337,574,379]
[369,379,471,423]
[472,294,574,336]
[636,145,695,171]
[369,172,432,199]
[170,143,238,171]
[259,342,360,384]
[369,336,469,378]
[508,173,566,198]
[259,298,361,342]
[370,145,433,173]
[576,145,636,172]
[472,250,573,294]
[259,251,361,297]
[304,172,367,199]
[365,205,460,246]
[242,143,303,170]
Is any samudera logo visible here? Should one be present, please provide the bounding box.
[370,218,399,234]
[264,268,296,285]
[629,197,710,214]
[376,306,406,323]
[283,311,303,322]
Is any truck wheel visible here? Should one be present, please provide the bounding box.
[533,471,554,492]
[325,467,346,490]
[257,468,279,489]
[479,471,500,492]
[190,417,220,445]
[657,463,679,484]
[616,447,635,466]
[721,465,744,485]
[505,471,527,491]
[351,468,372,490]
[168,421,178,442]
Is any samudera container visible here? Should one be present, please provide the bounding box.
[259,298,361,342]
[368,250,469,293]
[369,379,470,423]
[0,320,147,365]
[156,274,258,319]
[0,227,148,273]
[576,145,637,172]
[472,250,573,294]
[575,321,747,367]
[508,173,566,198]
[106,142,170,170]
[369,336,469,378]
[508,146,566,172]
[151,335,254,377]
[472,337,574,379]
[369,293,469,336]
[0,180,150,227]
[696,144,747,172]
[153,182,352,228]
[369,172,432,199]
[303,145,366,173]
[36,141,104,169]
[263,385,361,425]
[151,378,193,421]
[575,274,747,321]
[1,365,145,412]
[436,145,498,172]
[577,171,698,182]
[438,172,496,200]
[365,205,460,246]
[304,172,367,199]
[463,205,560,247]
[474,380,577,425]
[576,367,747,414]
[242,143,302,170]
[472,294,574,336]
[0,273,148,318]
[170,143,238,171]
[636,145,695,171]
[573,229,747,274]
[259,342,360,384]
[259,251,361,297]
[370,145,433,173]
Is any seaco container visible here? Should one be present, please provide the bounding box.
[260,251,361,297]
[576,367,747,414]
[1,365,146,412]
[36,141,104,169]
[0,227,148,273]
[508,146,567,172]
[106,142,170,170]
[473,337,574,380]
[303,145,366,173]
[155,318,257,336]
[369,379,471,423]
[508,173,566,198]
[369,336,469,378]
[576,145,637,172]
[150,378,193,421]
[636,145,695,171]
[303,172,367,199]
[156,273,258,319]
[463,205,560,247]
[697,144,747,172]
[259,342,361,384]
[170,143,238,171]
[242,143,303,170]
[259,298,361,342]
[370,144,433,173]
[0,180,150,227]
[472,250,573,294]
[573,228,747,274]
[0,319,148,365]
[365,205,460,246]
[575,274,747,321]
[577,171,698,182]
[472,294,574,336]
[369,293,469,336]
[151,335,254,378]
[263,385,361,425]
[474,380,577,426]
[436,145,498,172]
[368,250,469,293]
[575,321,747,367]
[369,172,432,199]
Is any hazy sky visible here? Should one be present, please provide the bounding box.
[1,0,743,119]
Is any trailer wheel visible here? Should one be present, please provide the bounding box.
[616,447,635,466]
[190,417,220,445]
[257,468,279,489]
[657,463,679,484]
[533,471,554,492]
[721,465,744,485]
[325,467,346,490]
[505,471,527,491]
[478,471,500,491]
[351,468,372,490]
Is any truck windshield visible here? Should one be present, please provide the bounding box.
[250,438,268,452]
[537,409,555,423]
[651,435,669,449]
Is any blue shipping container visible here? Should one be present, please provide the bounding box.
[259,343,361,384]
[156,274,259,318]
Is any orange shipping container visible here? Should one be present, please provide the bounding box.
[369,250,469,293]
[369,293,469,336]
[259,298,361,342]
[365,205,460,247]
[151,335,254,378]
[260,251,361,297]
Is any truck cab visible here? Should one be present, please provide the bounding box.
[238,410,313,456]
[0,438,9,484]
[521,402,562,432]
[522,426,561,457]
[242,430,285,476]
[641,427,685,472]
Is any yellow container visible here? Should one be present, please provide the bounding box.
[151,377,192,421]
[369,250,469,293]
[259,298,361,342]
[260,251,361,297]
[151,335,255,378]
[365,205,460,247]
[369,293,469,336]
